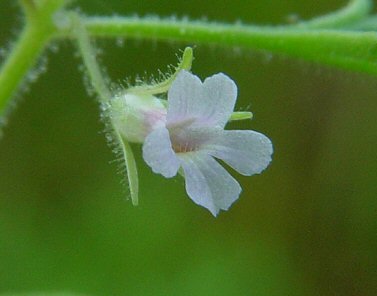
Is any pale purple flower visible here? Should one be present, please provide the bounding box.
[142,70,273,216]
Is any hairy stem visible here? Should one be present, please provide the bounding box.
[79,16,377,75]
[72,13,140,205]
[0,24,51,123]
[72,14,112,102]
[0,0,68,126]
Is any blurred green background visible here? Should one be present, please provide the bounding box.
[1,0,377,295]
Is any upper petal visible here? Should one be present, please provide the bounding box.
[201,73,238,127]
[142,127,180,178]
[167,71,237,129]
[203,130,273,176]
[179,152,241,216]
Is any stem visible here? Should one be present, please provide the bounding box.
[0,24,51,121]
[0,0,68,126]
[72,14,112,102]
[80,16,377,76]
[73,13,140,205]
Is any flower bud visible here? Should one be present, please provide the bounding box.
[110,93,167,143]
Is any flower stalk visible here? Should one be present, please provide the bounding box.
[72,12,141,205]
[71,13,112,102]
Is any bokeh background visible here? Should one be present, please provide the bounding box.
[1,0,377,295]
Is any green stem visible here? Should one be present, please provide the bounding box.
[72,13,140,205]
[80,16,377,76]
[0,24,51,122]
[72,13,112,102]
[0,0,68,125]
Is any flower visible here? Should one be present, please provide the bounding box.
[142,70,273,216]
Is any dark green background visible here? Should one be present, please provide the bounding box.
[1,0,377,295]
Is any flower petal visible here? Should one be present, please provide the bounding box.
[142,127,180,178]
[167,71,237,128]
[179,153,241,216]
[202,73,238,127]
[204,130,273,176]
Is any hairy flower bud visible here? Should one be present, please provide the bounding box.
[110,93,167,143]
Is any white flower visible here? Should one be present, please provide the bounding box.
[142,70,273,216]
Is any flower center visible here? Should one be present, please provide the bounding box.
[169,126,206,154]
[172,141,198,153]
